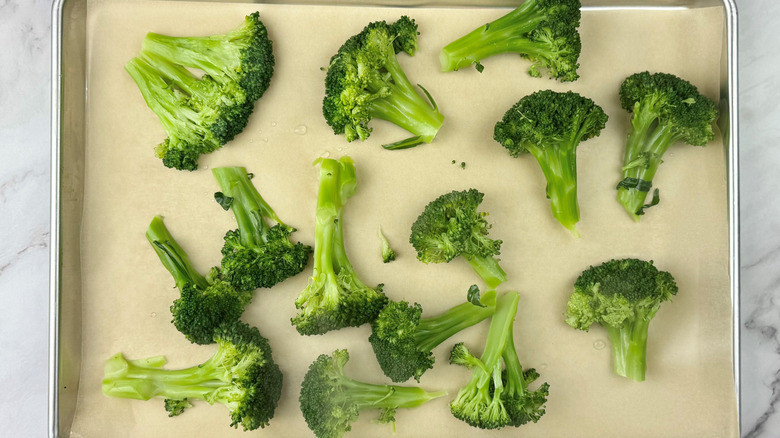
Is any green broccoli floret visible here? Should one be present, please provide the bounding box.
[565,258,678,382]
[146,216,252,344]
[323,16,445,150]
[369,289,496,382]
[164,398,193,417]
[377,227,396,263]
[125,12,274,170]
[212,166,312,292]
[616,72,718,220]
[291,157,388,335]
[440,0,582,81]
[449,291,549,429]
[409,189,506,290]
[299,349,446,438]
[493,90,607,237]
[102,321,283,431]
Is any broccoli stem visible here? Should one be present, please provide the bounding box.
[501,329,527,396]
[466,256,507,290]
[524,142,580,237]
[415,289,497,352]
[146,216,209,290]
[439,1,545,71]
[213,167,283,247]
[465,292,519,391]
[337,378,446,409]
[142,32,241,82]
[605,319,650,382]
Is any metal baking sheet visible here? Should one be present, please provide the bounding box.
[49,0,740,436]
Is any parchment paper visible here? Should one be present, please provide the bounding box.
[70,1,736,437]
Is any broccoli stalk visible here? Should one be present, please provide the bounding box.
[493,90,608,237]
[126,12,274,170]
[616,72,718,220]
[212,167,311,292]
[565,258,678,381]
[369,289,497,382]
[146,216,252,345]
[102,321,283,430]
[440,0,582,81]
[323,16,444,150]
[410,189,507,290]
[449,291,549,429]
[299,349,446,438]
[291,157,388,335]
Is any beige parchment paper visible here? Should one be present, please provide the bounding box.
[70,1,737,437]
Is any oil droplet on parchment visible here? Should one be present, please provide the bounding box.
[593,339,607,350]
[294,124,308,135]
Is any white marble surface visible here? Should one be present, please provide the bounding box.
[0,0,775,436]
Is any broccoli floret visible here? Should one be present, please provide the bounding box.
[494,90,607,237]
[440,0,582,81]
[146,216,252,344]
[449,291,549,429]
[125,12,274,170]
[409,189,507,290]
[291,157,388,335]
[212,166,312,292]
[565,258,678,381]
[369,289,496,382]
[164,398,193,417]
[323,16,445,150]
[377,227,396,263]
[102,321,283,430]
[616,72,718,220]
[299,349,446,438]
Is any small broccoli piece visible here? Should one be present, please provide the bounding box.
[616,72,718,220]
[125,12,274,170]
[323,16,445,150]
[369,289,496,382]
[299,349,446,438]
[440,0,582,81]
[565,258,678,381]
[410,189,506,290]
[449,291,549,429]
[164,398,193,417]
[146,216,252,344]
[494,90,607,237]
[377,227,396,263]
[102,321,283,430]
[292,157,388,335]
[213,166,312,292]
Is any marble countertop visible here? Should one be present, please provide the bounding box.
[0,0,775,436]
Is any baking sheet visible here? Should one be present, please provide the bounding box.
[68,1,737,437]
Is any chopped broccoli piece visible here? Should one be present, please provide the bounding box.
[323,16,445,149]
[369,289,496,382]
[292,157,388,335]
[616,72,718,220]
[494,90,607,237]
[378,227,397,263]
[565,258,678,381]
[449,291,549,429]
[102,321,283,430]
[213,166,312,292]
[440,0,582,81]
[146,216,252,344]
[125,12,274,170]
[410,189,506,290]
[299,349,446,438]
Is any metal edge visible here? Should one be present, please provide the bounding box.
[49,0,65,437]
[722,0,740,433]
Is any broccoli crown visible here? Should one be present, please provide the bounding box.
[440,0,582,81]
[323,16,444,149]
[409,189,506,289]
[126,13,274,170]
[369,290,497,382]
[299,349,446,438]
[102,321,283,431]
[565,258,678,381]
[449,291,549,429]
[292,157,388,335]
[146,216,252,344]
[213,167,312,292]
